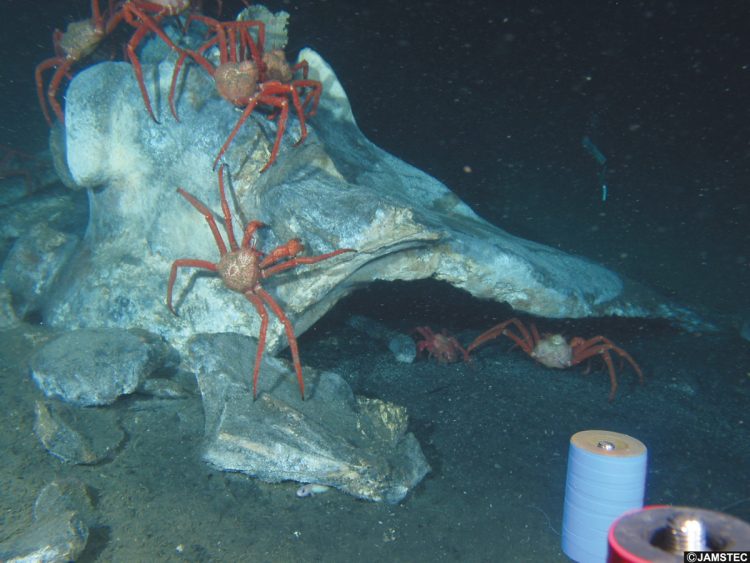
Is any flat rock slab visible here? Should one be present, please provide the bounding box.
[30,327,176,406]
[188,332,431,503]
[41,43,707,364]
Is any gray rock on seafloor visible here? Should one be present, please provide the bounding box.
[40,43,710,363]
[0,284,20,328]
[30,327,177,407]
[388,334,418,363]
[0,191,86,264]
[34,400,125,464]
[0,480,92,563]
[33,479,95,526]
[347,314,417,363]
[0,148,60,209]
[188,333,431,503]
[1,223,79,319]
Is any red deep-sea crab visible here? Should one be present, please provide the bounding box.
[168,14,323,171]
[413,326,470,364]
[167,166,354,399]
[466,318,644,401]
[35,0,191,124]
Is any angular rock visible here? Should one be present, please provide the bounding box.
[34,479,96,527]
[188,332,431,503]
[138,377,192,399]
[0,149,59,208]
[0,479,91,562]
[42,41,708,364]
[0,283,20,328]
[1,223,79,319]
[30,327,176,406]
[0,511,88,563]
[348,314,417,363]
[0,191,86,263]
[389,334,418,364]
[34,400,124,464]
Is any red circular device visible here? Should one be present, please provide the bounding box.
[608,505,750,562]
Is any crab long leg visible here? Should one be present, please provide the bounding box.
[572,337,644,384]
[256,287,305,400]
[262,247,354,277]
[467,318,535,355]
[114,5,187,122]
[216,166,239,251]
[241,220,266,249]
[176,188,228,256]
[35,58,64,125]
[169,34,221,120]
[600,351,618,402]
[245,292,270,399]
[212,97,260,170]
[166,258,217,313]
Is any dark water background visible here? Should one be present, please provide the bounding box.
[0,1,749,561]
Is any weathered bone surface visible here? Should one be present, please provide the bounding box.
[43,48,705,354]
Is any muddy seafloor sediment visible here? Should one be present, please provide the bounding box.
[1,297,748,561]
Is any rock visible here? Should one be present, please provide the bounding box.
[138,377,191,399]
[33,400,124,464]
[0,149,59,208]
[188,332,431,503]
[0,480,91,562]
[389,334,418,363]
[30,327,176,406]
[0,191,86,263]
[34,479,96,527]
[0,511,88,563]
[347,314,417,363]
[41,40,709,364]
[0,283,20,328]
[1,223,79,319]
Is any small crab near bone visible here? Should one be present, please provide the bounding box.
[168,13,322,171]
[413,326,470,364]
[466,318,644,401]
[35,0,192,125]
